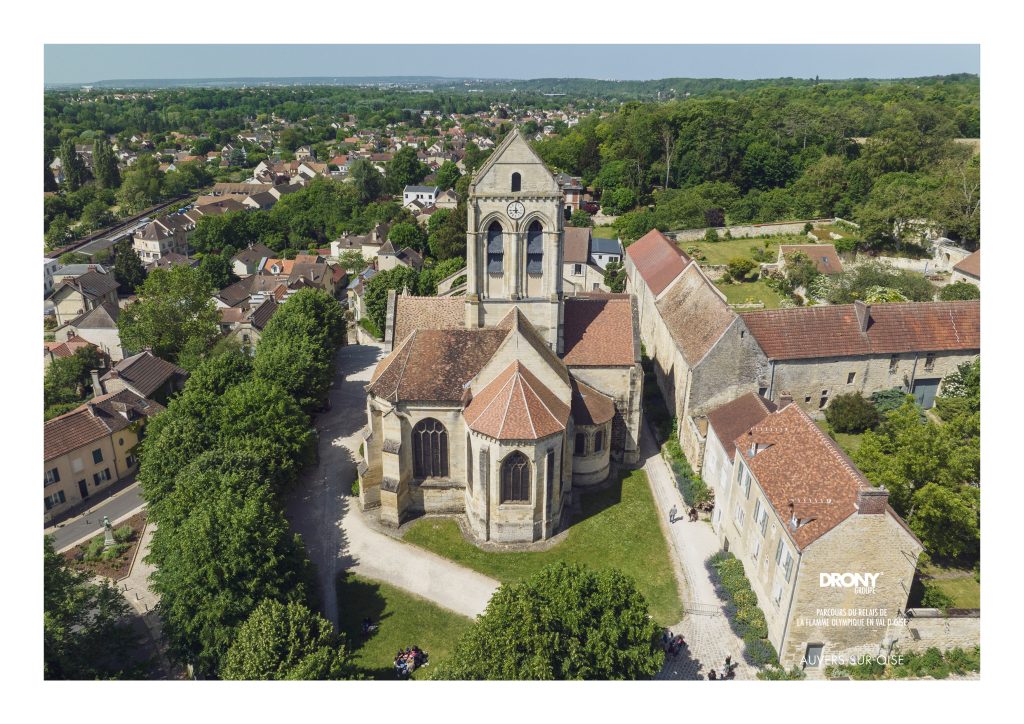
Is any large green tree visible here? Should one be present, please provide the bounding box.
[92,136,122,189]
[363,266,419,334]
[222,599,353,680]
[117,154,164,213]
[385,146,429,193]
[433,563,664,680]
[434,160,461,190]
[44,537,148,679]
[118,265,220,366]
[58,139,87,191]
[349,159,385,205]
[113,238,147,294]
[44,346,103,419]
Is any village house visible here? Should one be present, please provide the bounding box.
[357,130,642,544]
[98,349,188,405]
[43,390,164,523]
[132,213,196,264]
[403,185,439,208]
[777,243,844,275]
[218,298,279,353]
[51,270,120,326]
[52,302,125,362]
[709,401,922,670]
[951,249,980,286]
[44,335,104,372]
[230,243,277,277]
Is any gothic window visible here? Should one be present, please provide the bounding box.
[526,220,544,274]
[487,221,504,273]
[466,434,473,494]
[546,449,556,503]
[501,451,530,503]
[574,432,586,456]
[412,418,449,479]
[594,429,604,453]
[511,172,521,192]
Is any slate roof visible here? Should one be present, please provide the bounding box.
[625,229,692,296]
[706,392,776,461]
[404,185,439,194]
[953,249,980,279]
[248,298,278,330]
[68,302,120,329]
[231,243,276,267]
[563,227,592,264]
[392,296,466,348]
[56,270,119,300]
[562,295,637,367]
[101,350,187,397]
[570,377,616,426]
[741,300,980,361]
[464,361,570,440]
[44,390,164,462]
[368,328,508,403]
[655,264,737,367]
[734,403,877,551]
[591,237,623,256]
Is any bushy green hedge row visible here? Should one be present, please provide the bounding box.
[707,551,778,667]
[826,646,980,680]
[664,419,711,507]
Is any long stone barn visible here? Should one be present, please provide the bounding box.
[624,228,980,472]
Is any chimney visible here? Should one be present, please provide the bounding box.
[857,486,889,515]
[778,393,793,408]
[854,300,871,332]
[90,369,103,397]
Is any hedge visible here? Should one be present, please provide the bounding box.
[664,419,711,507]
[707,551,779,667]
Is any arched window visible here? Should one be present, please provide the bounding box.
[511,172,522,192]
[466,434,473,494]
[545,449,556,502]
[486,221,504,273]
[574,432,587,456]
[501,451,530,503]
[526,220,543,274]
[594,429,604,453]
[412,418,449,479]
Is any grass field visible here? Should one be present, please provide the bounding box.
[714,279,789,310]
[402,468,682,626]
[682,233,812,266]
[916,561,981,609]
[814,419,865,457]
[336,573,473,680]
[592,225,618,238]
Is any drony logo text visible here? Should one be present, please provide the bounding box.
[820,573,882,589]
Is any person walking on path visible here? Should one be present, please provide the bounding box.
[669,504,678,524]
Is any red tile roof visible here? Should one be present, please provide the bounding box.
[562,295,637,367]
[734,404,874,550]
[570,378,616,426]
[741,300,980,361]
[563,227,592,264]
[392,296,466,348]
[464,361,570,440]
[706,392,776,460]
[779,244,844,275]
[953,249,980,279]
[44,390,164,462]
[625,229,692,296]
[44,335,96,360]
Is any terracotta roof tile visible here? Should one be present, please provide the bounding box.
[465,361,570,440]
[563,227,592,264]
[655,265,737,366]
[570,377,616,426]
[953,249,980,278]
[741,301,980,360]
[624,229,692,296]
[706,392,776,461]
[562,295,636,366]
[494,308,570,385]
[44,390,164,462]
[393,296,466,347]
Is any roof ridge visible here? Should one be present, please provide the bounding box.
[467,363,518,426]
[497,367,519,438]
[516,374,537,439]
[520,364,562,429]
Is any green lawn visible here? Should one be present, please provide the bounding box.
[336,572,473,680]
[683,233,810,266]
[814,419,865,457]
[592,225,618,238]
[916,561,981,609]
[714,279,789,310]
[402,468,683,626]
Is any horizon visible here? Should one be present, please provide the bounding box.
[44,44,980,86]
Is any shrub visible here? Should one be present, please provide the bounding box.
[708,552,778,667]
[825,392,880,433]
[664,420,711,506]
[939,281,980,301]
[870,387,910,414]
[358,316,382,340]
[83,537,105,561]
[803,222,813,233]
[722,229,733,240]
[726,257,758,282]
[703,228,719,243]
[920,584,954,610]
[743,632,778,667]
[113,525,135,544]
[757,665,806,680]
[351,480,360,496]
[100,543,130,561]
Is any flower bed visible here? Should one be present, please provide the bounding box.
[63,511,146,580]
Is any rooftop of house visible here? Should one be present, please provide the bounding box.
[953,249,981,278]
[625,229,693,296]
[100,350,188,398]
[230,243,277,266]
[741,300,981,361]
[54,270,119,300]
[464,361,570,441]
[44,389,165,462]
[655,264,737,367]
[67,302,120,330]
[563,227,592,264]
[706,392,777,461]
[44,335,97,360]
[404,185,439,194]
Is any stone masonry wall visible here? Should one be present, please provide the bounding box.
[884,610,980,655]
[671,218,833,243]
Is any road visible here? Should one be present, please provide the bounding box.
[45,481,145,552]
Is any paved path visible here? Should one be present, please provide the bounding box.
[285,342,499,627]
[46,480,144,552]
[639,422,754,680]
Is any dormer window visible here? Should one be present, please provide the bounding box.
[511,172,521,192]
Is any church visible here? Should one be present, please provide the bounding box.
[356,129,643,544]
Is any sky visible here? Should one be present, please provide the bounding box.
[43,45,980,85]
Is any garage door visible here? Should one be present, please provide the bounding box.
[912,378,941,409]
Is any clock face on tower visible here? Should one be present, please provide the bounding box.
[507,201,526,220]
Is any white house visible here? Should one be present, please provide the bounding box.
[403,185,439,208]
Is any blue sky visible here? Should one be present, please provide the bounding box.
[44,45,979,85]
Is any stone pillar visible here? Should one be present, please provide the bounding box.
[379,412,408,527]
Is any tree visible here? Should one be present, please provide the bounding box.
[600,187,636,216]
[44,346,103,417]
[92,136,121,189]
[199,253,238,290]
[603,260,626,293]
[79,199,114,232]
[363,266,419,335]
[909,483,980,561]
[726,257,758,282]
[222,599,353,680]
[433,563,663,680]
[58,139,87,191]
[825,392,881,433]
[112,238,146,294]
[568,210,593,227]
[117,154,164,214]
[783,251,820,290]
[387,221,428,254]
[349,159,384,204]
[44,537,148,679]
[427,209,467,260]
[45,155,58,192]
[435,160,461,190]
[149,484,312,676]
[385,146,429,193]
[118,265,220,366]
[338,249,371,272]
[939,358,980,401]
[416,257,465,296]
[939,281,980,301]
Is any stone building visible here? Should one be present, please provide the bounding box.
[626,228,981,472]
[709,401,923,670]
[357,129,642,544]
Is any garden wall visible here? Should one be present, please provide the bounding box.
[670,218,835,243]
[884,609,980,655]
